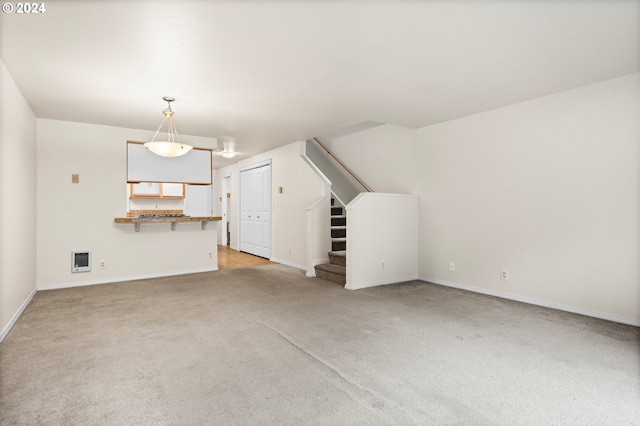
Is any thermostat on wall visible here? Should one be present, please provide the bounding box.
[71,250,92,273]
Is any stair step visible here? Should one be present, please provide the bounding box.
[314,263,346,285]
[328,250,346,267]
[331,228,346,238]
[329,195,346,260]
[332,240,346,251]
[331,217,346,226]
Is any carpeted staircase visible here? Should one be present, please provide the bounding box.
[314,198,347,285]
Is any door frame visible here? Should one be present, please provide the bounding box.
[221,173,231,246]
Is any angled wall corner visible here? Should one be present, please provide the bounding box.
[0,59,37,340]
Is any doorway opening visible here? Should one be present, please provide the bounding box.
[221,174,231,246]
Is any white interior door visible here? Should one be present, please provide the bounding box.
[240,169,255,254]
[240,163,271,258]
[254,165,271,259]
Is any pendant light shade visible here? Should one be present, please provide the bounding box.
[144,140,192,157]
[144,97,193,157]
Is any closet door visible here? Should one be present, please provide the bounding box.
[239,163,271,259]
[254,165,271,259]
[240,169,256,254]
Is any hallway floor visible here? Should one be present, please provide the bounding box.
[217,245,275,269]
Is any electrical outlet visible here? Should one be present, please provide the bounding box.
[208,252,213,259]
[381,262,385,269]
[288,248,292,255]
[99,260,106,269]
[500,269,509,281]
[449,261,455,272]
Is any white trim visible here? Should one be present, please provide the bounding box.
[37,267,219,291]
[346,192,417,210]
[306,257,330,277]
[300,152,332,186]
[0,287,37,344]
[270,258,307,271]
[238,158,272,173]
[305,196,327,212]
[422,276,640,327]
[345,275,419,291]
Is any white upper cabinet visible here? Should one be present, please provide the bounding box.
[126,142,212,185]
[130,182,185,199]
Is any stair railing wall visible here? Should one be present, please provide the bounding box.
[345,193,419,290]
[304,138,372,206]
[305,192,332,277]
[312,137,373,193]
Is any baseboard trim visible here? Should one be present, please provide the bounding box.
[37,267,219,291]
[270,258,307,271]
[346,275,419,291]
[0,287,37,344]
[306,257,329,277]
[421,276,640,327]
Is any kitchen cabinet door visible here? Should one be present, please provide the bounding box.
[162,183,185,198]
[131,182,161,197]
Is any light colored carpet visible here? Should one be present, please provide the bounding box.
[1,264,638,425]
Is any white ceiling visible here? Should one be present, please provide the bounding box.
[1,0,638,167]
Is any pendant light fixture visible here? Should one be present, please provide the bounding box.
[144,97,193,157]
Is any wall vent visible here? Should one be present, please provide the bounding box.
[71,250,91,273]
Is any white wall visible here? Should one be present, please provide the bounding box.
[0,60,37,340]
[219,141,327,269]
[346,193,419,290]
[416,73,640,324]
[323,123,418,194]
[36,119,219,289]
[317,73,639,324]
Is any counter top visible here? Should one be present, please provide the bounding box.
[114,215,221,232]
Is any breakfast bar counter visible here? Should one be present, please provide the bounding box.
[114,215,222,232]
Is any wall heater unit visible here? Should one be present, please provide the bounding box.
[71,250,91,273]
